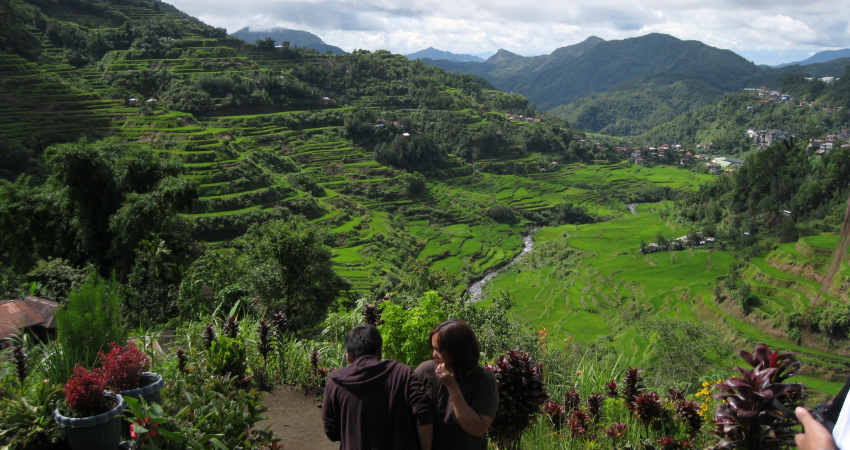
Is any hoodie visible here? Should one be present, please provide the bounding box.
[322,355,433,450]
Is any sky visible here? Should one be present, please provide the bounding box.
[167,0,850,66]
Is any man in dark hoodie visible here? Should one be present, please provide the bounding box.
[322,324,433,450]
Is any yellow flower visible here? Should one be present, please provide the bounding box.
[702,381,710,387]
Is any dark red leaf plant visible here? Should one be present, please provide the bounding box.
[710,343,803,450]
[486,348,548,450]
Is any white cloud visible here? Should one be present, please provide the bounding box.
[172,0,850,64]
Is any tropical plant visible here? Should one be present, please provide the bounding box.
[0,378,65,449]
[486,348,548,449]
[543,400,566,429]
[631,391,664,426]
[123,396,186,450]
[587,393,604,423]
[207,336,247,379]
[710,343,803,449]
[621,367,645,402]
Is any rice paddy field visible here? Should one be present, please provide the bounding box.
[477,203,850,394]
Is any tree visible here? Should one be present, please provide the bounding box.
[244,216,350,330]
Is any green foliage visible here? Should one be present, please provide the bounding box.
[0,375,65,449]
[378,291,447,367]
[552,74,725,136]
[638,317,732,385]
[207,336,247,379]
[26,257,91,303]
[178,250,252,319]
[244,216,350,330]
[55,274,125,371]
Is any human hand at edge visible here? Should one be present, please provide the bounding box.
[795,406,838,450]
[435,363,457,390]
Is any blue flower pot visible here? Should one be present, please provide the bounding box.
[54,393,126,450]
[119,372,164,404]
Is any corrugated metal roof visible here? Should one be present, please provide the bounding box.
[23,296,59,329]
[0,300,45,340]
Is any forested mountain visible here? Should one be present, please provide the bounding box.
[775,48,850,68]
[407,47,484,62]
[428,34,759,110]
[230,26,345,54]
[550,73,725,136]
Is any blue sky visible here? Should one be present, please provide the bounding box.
[170,0,850,66]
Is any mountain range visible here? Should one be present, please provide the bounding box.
[774,48,850,68]
[230,27,345,54]
[407,47,484,62]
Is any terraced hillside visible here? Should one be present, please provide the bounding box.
[481,204,850,392]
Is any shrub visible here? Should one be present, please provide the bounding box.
[621,367,644,401]
[631,391,664,426]
[207,336,247,379]
[587,393,604,422]
[64,366,110,416]
[378,291,446,367]
[543,400,565,429]
[564,387,581,413]
[676,400,703,435]
[486,349,548,449]
[568,409,591,438]
[56,274,125,371]
[98,341,151,391]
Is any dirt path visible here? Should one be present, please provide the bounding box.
[258,386,338,450]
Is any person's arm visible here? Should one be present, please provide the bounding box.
[409,365,434,450]
[795,407,838,450]
[321,383,341,442]
[436,363,493,437]
[417,423,433,450]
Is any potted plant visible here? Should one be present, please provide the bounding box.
[54,365,126,450]
[99,341,164,404]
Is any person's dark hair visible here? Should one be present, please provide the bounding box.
[430,319,480,379]
[345,324,382,360]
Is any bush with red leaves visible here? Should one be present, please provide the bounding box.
[568,409,591,438]
[675,400,703,435]
[668,388,685,401]
[622,367,644,401]
[587,393,604,422]
[65,365,110,415]
[631,391,664,425]
[98,341,151,392]
[543,400,565,429]
[605,379,618,397]
[564,387,581,413]
[486,348,548,449]
[602,422,628,443]
[658,436,695,449]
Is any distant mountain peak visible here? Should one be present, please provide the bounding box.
[774,48,850,68]
[230,27,344,54]
[407,47,484,63]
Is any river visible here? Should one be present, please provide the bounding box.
[468,231,535,302]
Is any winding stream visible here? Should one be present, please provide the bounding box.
[468,232,535,302]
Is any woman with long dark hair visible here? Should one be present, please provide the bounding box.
[414,319,498,450]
